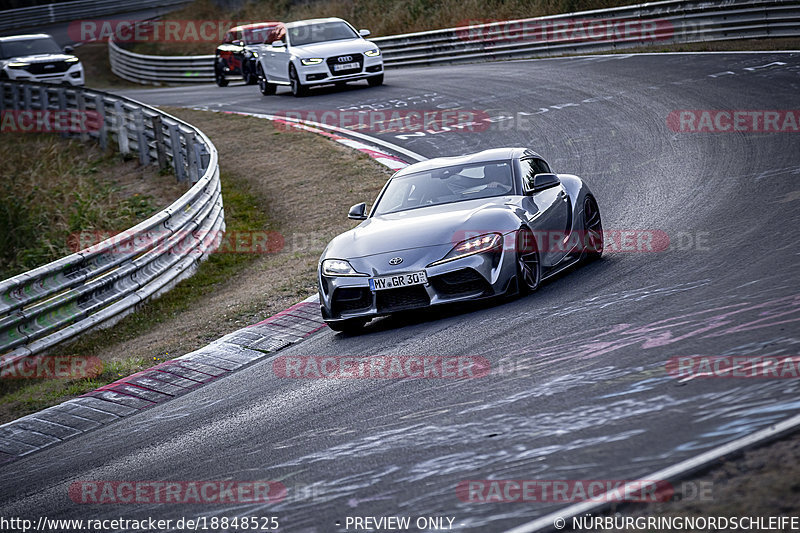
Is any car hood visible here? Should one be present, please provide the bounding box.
[291,38,377,58]
[324,196,521,260]
[3,53,77,64]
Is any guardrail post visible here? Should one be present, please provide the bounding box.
[38,86,48,111]
[193,142,205,182]
[134,108,149,166]
[11,83,19,110]
[57,87,68,138]
[168,123,186,182]
[94,94,107,150]
[0,83,5,111]
[22,84,31,109]
[152,114,169,171]
[76,90,89,142]
[114,100,130,155]
[185,130,198,182]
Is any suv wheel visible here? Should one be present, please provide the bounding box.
[214,66,228,87]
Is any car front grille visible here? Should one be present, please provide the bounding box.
[430,268,490,297]
[376,285,430,313]
[332,287,372,316]
[326,53,363,77]
[23,61,70,74]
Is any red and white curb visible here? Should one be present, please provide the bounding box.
[0,295,326,464]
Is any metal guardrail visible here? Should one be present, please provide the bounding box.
[0,0,190,32]
[107,0,800,85]
[0,80,224,370]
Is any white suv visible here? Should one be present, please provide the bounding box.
[0,34,84,86]
[256,18,383,97]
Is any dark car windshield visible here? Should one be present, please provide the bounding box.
[0,37,62,59]
[372,160,516,216]
[288,21,358,46]
[242,27,275,45]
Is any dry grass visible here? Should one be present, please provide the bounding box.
[129,0,641,55]
[603,431,800,527]
[0,133,186,279]
[0,109,392,424]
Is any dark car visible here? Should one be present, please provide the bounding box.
[214,22,281,86]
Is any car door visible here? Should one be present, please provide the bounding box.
[264,37,290,82]
[520,157,572,267]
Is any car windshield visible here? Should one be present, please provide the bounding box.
[372,160,515,216]
[0,37,62,58]
[242,27,275,45]
[288,21,358,46]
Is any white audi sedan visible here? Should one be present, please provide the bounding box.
[256,18,383,97]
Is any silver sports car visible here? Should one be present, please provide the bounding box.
[318,147,603,332]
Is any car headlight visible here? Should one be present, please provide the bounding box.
[300,58,323,65]
[428,233,503,267]
[65,57,80,63]
[8,62,29,68]
[246,50,258,58]
[321,259,366,277]
[364,49,381,57]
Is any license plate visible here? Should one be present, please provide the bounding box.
[369,271,427,291]
[333,62,360,71]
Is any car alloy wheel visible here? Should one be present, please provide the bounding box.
[516,227,541,293]
[582,195,603,261]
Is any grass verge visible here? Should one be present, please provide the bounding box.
[0,133,186,279]
[0,108,392,424]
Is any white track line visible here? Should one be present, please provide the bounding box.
[505,413,800,533]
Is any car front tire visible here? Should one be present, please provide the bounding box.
[516,227,541,294]
[243,62,257,85]
[367,74,384,87]
[214,66,228,87]
[257,66,276,95]
[289,64,307,97]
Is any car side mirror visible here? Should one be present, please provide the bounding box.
[348,202,367,220]
[359,29,371,37]
[63,45,74,54]
[271,39,284,47]
[531,173,560,192]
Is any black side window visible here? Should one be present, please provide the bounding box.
[521,158,552,190]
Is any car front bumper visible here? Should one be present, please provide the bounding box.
[318,233,518,324]
[298,56,383,86]
[4,64,84,86]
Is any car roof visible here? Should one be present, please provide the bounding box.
[394,147,541,177]
[0,33,54,42]
[229,22,280,32]
[285,17,347,29]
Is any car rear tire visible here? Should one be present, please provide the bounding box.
[581,195,603,262]
[367,74,384,87]
[326,318,367,333]
[289,64,307,97]
[214,67,228,87]
[516,227,541,294]
[258,67,276,95]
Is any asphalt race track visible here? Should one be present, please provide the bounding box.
[2,53,800,531]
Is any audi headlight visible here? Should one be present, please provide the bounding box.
[428,233,503,267]
[65,57,80,63]
[300,58,323,65]
[364,49,381,57]
[321,259,366,277]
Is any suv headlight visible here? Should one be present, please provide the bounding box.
[8,62,30,68]
[321,259,366,277]
[65,57,80,63]
[364,49,380,57]
[428,233,502,267]
[300,58,323,65]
